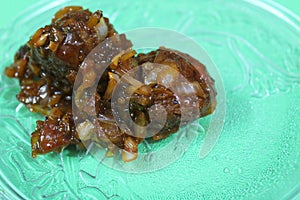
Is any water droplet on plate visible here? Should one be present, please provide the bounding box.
[223,167,230,173]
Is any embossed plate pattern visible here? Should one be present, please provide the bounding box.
[0,0,299,199]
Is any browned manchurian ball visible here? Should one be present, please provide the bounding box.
[5,6,217,162]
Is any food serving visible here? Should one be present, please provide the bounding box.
[4,6,217,162]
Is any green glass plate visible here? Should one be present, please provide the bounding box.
[0,0,299,199]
